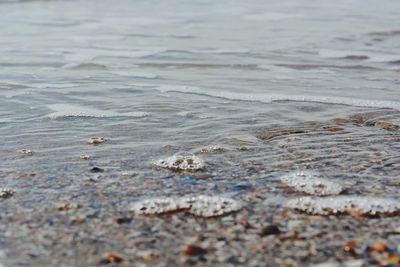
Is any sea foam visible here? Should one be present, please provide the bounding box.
[286,196,400,216]
[131,195,242,217]
[154,84,400,110]
[155,152,204,172]
[47,104,148,119]
[280,171,343,196]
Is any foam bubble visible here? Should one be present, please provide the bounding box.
[47,104,148,119]
[280,171,343,196]
[131,197,190,215]
[155,152,204,171]
[185,195,242,217]
[131,195,242,217]
[286,196,400,216]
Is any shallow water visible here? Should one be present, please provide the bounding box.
[1,0,400,265]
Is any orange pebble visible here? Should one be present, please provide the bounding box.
[344,241,357,253]
[372,242,388,253]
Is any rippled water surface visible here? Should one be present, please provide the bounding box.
[1,0,400,266]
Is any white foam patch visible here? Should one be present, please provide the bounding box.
[154,85,400,110]
[155,152,204,171]
[185,195,242,217]
[131,197,190,215]
[47,104,148,119]
[280,171,343,196]
[131,195,242,217]
[286,196,400,216]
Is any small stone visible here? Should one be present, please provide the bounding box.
[259,225,281,236]
[344,241,357,254]
[0,188,14,198]
[115,217,132,224]
[387,255,400,265]
[58,203,83,211]
[369,242,388,253]
[137,250,160,261]
[182,245,207,256]
[80,154,91,160]
[90,167,104,173]
[99,252,124,264]
[199,146,224,154]
[87,137,108,145]
[21,149,33,156]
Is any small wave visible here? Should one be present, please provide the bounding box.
[64,62,108,70]
[274,63,378,70]
[136,62,260,70]
[155,85,400,110]
[113,71,159,79]
[368,29,400,37]
[46,104,148,119]
[318,49,369,60]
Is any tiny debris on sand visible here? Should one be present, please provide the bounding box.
[286,196,400,216]
[87,137,108,145]
[280,171,343,196]
[80,154,91,160]
[155,152,204,171]
[199,145,224,154]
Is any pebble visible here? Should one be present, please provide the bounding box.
[137,250,160,261]
[199,145,224,154]
[90,167,104,173]
[0,188,14,198]
[87,137,108,145]
[21,149,33,156]
[182,245,207,256]
[259,225,281,236]
[99,252,124,265]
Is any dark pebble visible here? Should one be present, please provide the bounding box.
[259,225,281,236]
[90,167,104,173]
